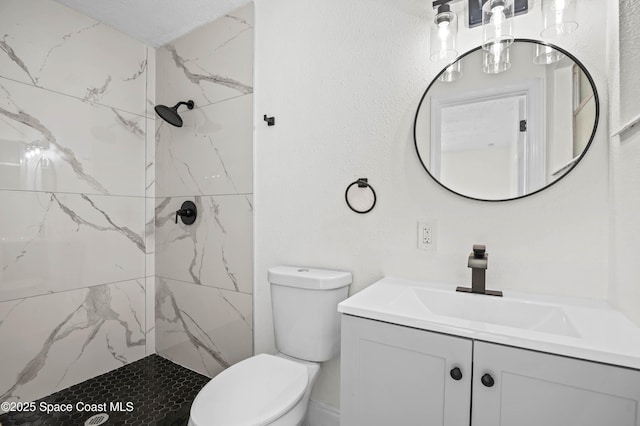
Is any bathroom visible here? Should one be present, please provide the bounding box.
[0,0,639,424]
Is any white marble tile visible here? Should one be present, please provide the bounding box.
[0,0,148,116]
[0,279,146,406]
[146,118,156,198]
[0,190,145,302]
[146,48,157,119]
[155,195,253,294]
[0,78,146,196]
[155,277,252,378]
[155,94,253,197]
[145,277,156,355]
[145,118,156,276]
[156,3,253,110]
[145,196,156,276]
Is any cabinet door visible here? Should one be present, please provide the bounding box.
[472,341,640,426]
[340,315,472,426]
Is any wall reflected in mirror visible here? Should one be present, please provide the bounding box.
[414,40,599,201]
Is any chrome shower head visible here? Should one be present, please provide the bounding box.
[154,100,195,127]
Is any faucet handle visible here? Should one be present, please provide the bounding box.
[472,244,486,258]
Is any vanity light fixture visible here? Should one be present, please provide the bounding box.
[541,0,578,38]
[430,1,458,62]
[481,0,514,50]
[430,0,528,75]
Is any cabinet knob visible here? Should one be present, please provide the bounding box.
[449,367,463,381]
[481,373,495,388]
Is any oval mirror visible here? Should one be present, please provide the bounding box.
[414,39,599,202]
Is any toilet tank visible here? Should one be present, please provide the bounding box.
[268,266,352,362]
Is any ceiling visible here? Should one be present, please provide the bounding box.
[54,0,251,48]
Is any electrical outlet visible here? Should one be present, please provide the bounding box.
[418,221,436,251]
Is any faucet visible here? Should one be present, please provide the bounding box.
[456,244,503,297]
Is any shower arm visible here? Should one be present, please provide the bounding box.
[172,100,195,110]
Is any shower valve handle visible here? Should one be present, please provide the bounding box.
[174,201,197,225]
[175,208,194,223]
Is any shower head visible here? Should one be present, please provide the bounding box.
[154,100,195,127]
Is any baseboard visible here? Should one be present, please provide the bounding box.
[304,399,340,426]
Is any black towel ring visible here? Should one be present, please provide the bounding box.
[345,178,377,214]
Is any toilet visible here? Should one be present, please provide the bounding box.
[188,266,352,426]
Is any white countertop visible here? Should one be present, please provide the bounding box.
[338,277,640,370]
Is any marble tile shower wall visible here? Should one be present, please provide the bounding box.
[0,0,153,406]
[154,3,254,378]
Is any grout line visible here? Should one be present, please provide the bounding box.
[155,275,254,296]
[0,276,148,304]
[153,192,254,198]
[182,92,253,113]
[0,187,148,199]
[0,75,153,119]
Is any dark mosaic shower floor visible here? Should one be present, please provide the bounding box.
[0,354,210,426]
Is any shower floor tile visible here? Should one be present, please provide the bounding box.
[0,354,210,426]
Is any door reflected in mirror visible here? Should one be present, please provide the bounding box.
[414,40,599,201]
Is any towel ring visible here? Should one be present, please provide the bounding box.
[345,178,377,214]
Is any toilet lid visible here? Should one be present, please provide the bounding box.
[190,354,308,426]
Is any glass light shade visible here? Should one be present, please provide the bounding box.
[482,0,514,50]
[541,0,578,38]
[430,6,458,62]
[533,44,565,64]
[483,45,511,74]
[438,61,462,82]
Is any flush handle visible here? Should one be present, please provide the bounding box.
[450,367,463,381]
[481,373,495,388]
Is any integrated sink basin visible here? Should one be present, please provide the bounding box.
[391,287,580,337]
[338,277,640,369]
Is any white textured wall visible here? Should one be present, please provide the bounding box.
[609,0,640,326]
[254,0,610,410]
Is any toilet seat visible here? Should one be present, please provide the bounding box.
[189,354,309,426]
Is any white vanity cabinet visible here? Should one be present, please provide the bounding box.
[472,341,640,426]
[341,314,640,426]
[340,314,473,426]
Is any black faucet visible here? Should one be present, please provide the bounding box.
[456,244,503,297]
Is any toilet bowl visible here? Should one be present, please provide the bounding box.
[188,266,351,426]
[188,353,319,426]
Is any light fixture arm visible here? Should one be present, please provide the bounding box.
[432,0,454,8]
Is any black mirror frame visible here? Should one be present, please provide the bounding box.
[413,39,600,202]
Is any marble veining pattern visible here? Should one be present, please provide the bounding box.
[152,3,254,377]
[165,44,252,96]
[0,78,145,196]
[0,279,146,407]
[155,94,253,197]
[155,277,252,378]
[155,195,253,294]
[0,190,145,302]
[0,0,148,116]
[0,0,153,408]
[156,4,253,110]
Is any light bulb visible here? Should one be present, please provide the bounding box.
[438,21,450,40]
[491,5,505,23]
